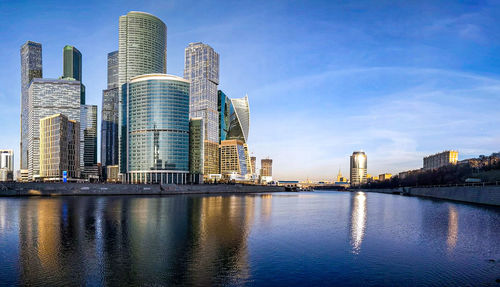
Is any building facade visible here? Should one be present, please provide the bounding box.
[378,173,392,181]
[220,140,248,177]
[39,114,80,181]
[184,42,220,177]
[250,156,256,175]
[62,45,85,104]
[0,150,14,182]
[261,159,273,177]
[189,117,204,183]
[80,105,98,179]
[20,41,42,170]
[27,79,81,181]
[126,74,189,184]
[101,51,119,177]
[423,150,458,170]
[350,151,367,186]
[227,96,250,143]
[118,11,167,177]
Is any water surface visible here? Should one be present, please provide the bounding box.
[0,191,499,286]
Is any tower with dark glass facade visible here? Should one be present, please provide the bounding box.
[62,45,85,104]
[101,51,119,176]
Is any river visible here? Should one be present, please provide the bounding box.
[0,191,499,286]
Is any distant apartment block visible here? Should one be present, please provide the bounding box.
[379,173,392,181]
[423,150,458,170]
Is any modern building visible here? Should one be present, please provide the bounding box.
[220,140,248,178]
[80,105,98,180]
[20,41,42,170]
[423,150,458,170]
[350,151,367,186]
[378,173,392,181]
[250,156,256,175]
[118,11,167,177]
[106,165,119,183]
[101,51,119,177]
[61,45,85,104]
[189,117,204,183]
[227,96,250,143]
[126,74,189,184]
[27,79,81,181]
[39,114,80,181]
[0,150,14,182]
[218,90,230,142]
[261,158,272,177]
[184,42,220,177]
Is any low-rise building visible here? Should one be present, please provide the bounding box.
[423,150,458,170]
[379,173,392,181]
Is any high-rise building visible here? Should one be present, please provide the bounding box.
[227,96,250,143]
[80,105,98,179]
[261,158,273,177]
[0,150,14,182]
[118,11,167,177]
[101,51,119,176]
[184,42,220,177]
[126,74,189,184]
[220,140,248,177]
[20,41,42,170]
[39,114,80,181]
[218,90,230,142]
[423,150,458,170]
[250,156,256,174]
[189,118,204,183]
[27,79,81,181]
[62,45,85,104]
[350,151,367,186]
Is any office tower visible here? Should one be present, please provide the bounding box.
[20,41,42,170]
[126,74,189,184]
[220,140,248,177]
[0,150,14,182]
[251,156,256,174]
[423,150,458,170]
[189,118,204,183]
[227,96,250,143]
[350,151,367,186]
[243,144,252,176]
[27,79,81,181]
[80,105,98,179]
[218,90,230,142]
[261,158,273,177]
[184,42,220,177]
[62,45,85,104]
[39,114,80,180]
[118,11,167,177]
[101,51,119,177]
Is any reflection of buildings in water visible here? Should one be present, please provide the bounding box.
[187,195,255,286]
[0,200,6,231]
[446,205,458,251]
[260,194,272,222]
[349,192,367,254]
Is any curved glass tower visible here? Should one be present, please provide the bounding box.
[126,74,189,184]
[227,95,250,143]
[118,11,167,177]
[350,151,367,186]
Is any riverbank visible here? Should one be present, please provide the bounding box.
[360,185,500,206]
[0,182,285,196]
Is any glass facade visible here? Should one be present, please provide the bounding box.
[27,79,81,181]
[126,74,189,184]
[184,42,220,176]
[220,140,247,176]
[218,90,230,142]
[62,45,85,104]
[227,96,250,143]
[101,51,119,177]
[350,151,367,186]
[118,11,167,175]
[189,117,204,183]
[20,41,42,170]
[80,105,98,179]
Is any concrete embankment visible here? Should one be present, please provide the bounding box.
[363,186,500,206]
[0,182,285,197]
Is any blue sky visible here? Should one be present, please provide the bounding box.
[1,0,500,180]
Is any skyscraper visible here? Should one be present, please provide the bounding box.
[80,105,98,179]
[227,95,250,143]
[184,42,220,177]
[350,151,367,186]
[261,159,272,177]
[220,140,248,177]
[250,156,256,174]
[62,45,85,104]
[101,51,119,176]
[20,41,42,170]
[39,114,80,181]
[126,74,189,184]
[118,11,167,178]
[218,90,230,142]
[27,79,81,181]
[0,150,14,182]
[189,118,204,184]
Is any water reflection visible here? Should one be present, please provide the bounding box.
[349,192,367,254]
[447,205,458,251]
[14,196,255,286]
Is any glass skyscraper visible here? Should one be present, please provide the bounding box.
[189,117,204,183]
[184,42,220,177]
[350,151,367,186]
[126,74,190,184]
[27,79,81,180]
[80,105,98,179]
[20,41,42,170]
[118,11,167,177]
[101,51,119,174]
[62,45,85,104]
